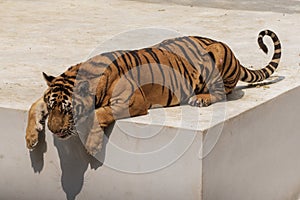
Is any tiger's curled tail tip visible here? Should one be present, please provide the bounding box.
[258,29,280,55]
[240,29,281,83]
[259,43,268,54]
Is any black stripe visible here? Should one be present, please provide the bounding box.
[158,38,175,48]
[68,76,77,80]
[60,73,68,78]
[62,88,72,96]
[181,60,194,89]
[185,37,205,56]
[274,43,281,49]
[62,75,77,79]
[199,74,205,85]
[242,67,252,82]
[272,53,281,59]
[159,42,172,51]
[169,60,179,89]
[225,63,239,81]
[166,89,173,106]
[174,58,183,75]
[224,78,238,86]
[130,51,143,86]
[179,83,189,102]
[112,52,125,75]
[52,87,72,96]
[96,75,110,107]
[203,67,213,85]
[180,37,203,62]
[136,63,141,86]
[157,48,179,89]
[76,68,99,79]
[138,87,146,100]
[142,54,154,85]
[123,53,135,79]
[168,70,176,96]
[220,43,228,70]
[131,51,143,66]
[146,49,166,92]
[57,76,75,85]
[103,52,122,76]
[123,77,135,103]
[223,71,236,86]
[269,61,278,67]
[89,61,108,67]
[64,79,75,86]
[120,53,132,73]
[261,68,270,78]
[174,58,190,95]
[194,37,212,46]
[52,84,73,91]
[171,40,197,70]
[223,51,234,78]
[255,69,264,81]
[246,69,254,82]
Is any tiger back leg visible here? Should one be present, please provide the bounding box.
[188,42,231,107]
[25,96,48,149]
[205,42,240,94]
[85,77,149,155]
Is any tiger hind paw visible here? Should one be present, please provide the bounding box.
[188,94,212,107]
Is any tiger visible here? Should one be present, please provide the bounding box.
[25,30,281,155]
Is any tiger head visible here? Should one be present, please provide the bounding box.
[42,72,95,139]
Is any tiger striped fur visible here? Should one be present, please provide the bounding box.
[26,30,281,155]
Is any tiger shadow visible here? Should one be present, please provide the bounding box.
[226,75,285,102]
[29,122,114,200]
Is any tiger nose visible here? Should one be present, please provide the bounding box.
[48,118,63,133]
[48,109,63,133]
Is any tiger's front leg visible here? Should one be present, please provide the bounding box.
[84,107,112,156]
[85,82,149,156]
[25,96,48,149]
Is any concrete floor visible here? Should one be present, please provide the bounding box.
[0,0,300,112]
[136,0,300,14]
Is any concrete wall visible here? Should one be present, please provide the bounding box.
[203,86,300,200]
[0,107,203,200]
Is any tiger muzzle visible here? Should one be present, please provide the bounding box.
[47,107,72,138]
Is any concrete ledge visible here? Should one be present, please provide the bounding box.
[1,0,300,200]
[1,85,300,200]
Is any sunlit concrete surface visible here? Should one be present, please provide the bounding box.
[0,0,300,199]
[135,0,300,14]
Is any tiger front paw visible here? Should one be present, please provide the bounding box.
[25,97,48,150]
[85,141,102,156]
[25,126,39,150]
[85,127,104,156]
[26,114,47,150]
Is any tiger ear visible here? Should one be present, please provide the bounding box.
[42,72,55,86]
[77,81,90,97]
